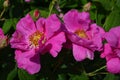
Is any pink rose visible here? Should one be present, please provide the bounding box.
[101,26,120,74]
[10,14,66,74]
[63,9,105,61]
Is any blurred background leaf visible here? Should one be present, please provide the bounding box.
[104,10,120,31]
[7,66,17,80]
[103,73,120,80]
[18,69,36,80]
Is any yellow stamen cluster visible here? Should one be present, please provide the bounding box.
[75,30,88,38]
[29,31,43,47]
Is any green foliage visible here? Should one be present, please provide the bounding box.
[18,69,36,80]
[103,73,120,80]
[104,10,120,31]
[69,73,89,80]
[2,19,13,34]
[93,0,115,11]
[7,66,17,80]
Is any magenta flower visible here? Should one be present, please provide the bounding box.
[0,28,5,39]
[101,26,120,74]
[10,14,66,74]
[63,10,105,61]
[25,0,31,2]
[0,28,8,49]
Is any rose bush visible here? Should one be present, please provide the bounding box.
[0,0,120,80]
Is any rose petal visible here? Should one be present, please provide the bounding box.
[15,49,41,74]
[63,9,90,32]
[73,44,91,61]
[104,32,118,47]
[100,43,112,58]
[45,32,66,57]
[10,31,30,50]
[16,14,36,35]
[107,58,120,74]
[45,14,61,39]
[36,18,45,32]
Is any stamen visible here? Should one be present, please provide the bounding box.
[75,30,88,38]
[29,31,43,47]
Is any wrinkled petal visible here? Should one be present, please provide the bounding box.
[115,49,120,57]
[45,14,61,39]
[16,14,36,35]
[45,32,66,57]
[101,43,112,58]
[107,26,120,48]
[67,31,96,51]
[87,24,105,51]
[10,31,30,50]
[63,9,90,32]
[36,18,45,32]
[109,26,120,38]
[15,49,41,74]
[104,32,118,47]
[86,50,94,60]
[73,44,94,61]
[107,58,120,74]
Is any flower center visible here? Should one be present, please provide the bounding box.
[75,30,88,39]
[29,31,43,47]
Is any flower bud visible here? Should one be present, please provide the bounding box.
[0,28,8,49]
[83,2,91,11]
[33,9,40,20]
[3,0,9,8]
[0,37,8,49]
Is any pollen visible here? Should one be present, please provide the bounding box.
[29,31,43,47]
[75,30,88,39]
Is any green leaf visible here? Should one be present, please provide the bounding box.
[104,10,120,31]
[66,4,78,8]
[7,66,17,80]
[57,74,67,80]
[0,0,4,9]
[103,73,120,80]
[2,19,13,34]
[40,9,49,17]
[93,0,115,11]
[48,0,56,16]
[18,69,36,80]
[96,13,105,26]
[116,0,120,8]
[90,5,97,21]
[80,0,88,5]
[69,73,89,80]
[12,18,18,29]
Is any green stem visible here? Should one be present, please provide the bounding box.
[87,72,108,76]
[87,65,106,76]
[95,10,98,25]
[48,0,56,16]
[92,65,106,73]
[0,8,6,19]
[81,63,87,74]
